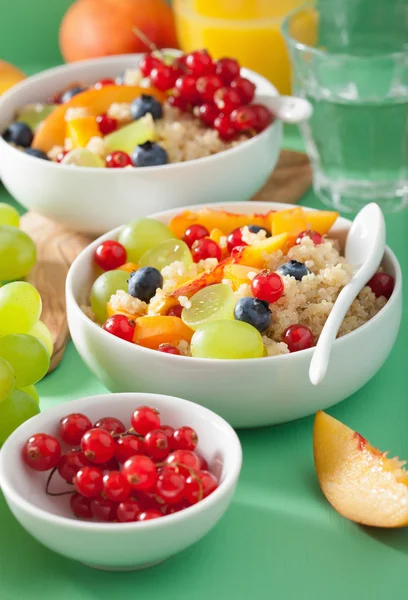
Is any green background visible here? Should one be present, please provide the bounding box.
[1,1,408,598]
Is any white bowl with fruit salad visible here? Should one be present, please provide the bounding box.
[66,201,402,428]
[0,51,281,235]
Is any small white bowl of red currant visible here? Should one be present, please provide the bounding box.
[0,392,242,570]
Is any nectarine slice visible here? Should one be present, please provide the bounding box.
[133,316,193,349]
[168,209,274,238]
[115,262,139,273]
[271,208,339,243]
[32,85,165,152]
[223,264,260,291]
[314,411,408,528]
[304,210,339,235]
[106,302,135,321]
[67,116,101,148]
[167,258,232,298]
[232,233,288,269]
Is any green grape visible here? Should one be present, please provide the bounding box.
[182,284,236,331]
[20,384,39,404]
[0,358,15,403]
[104,116,155,154]
[90,270,129,323]
[191,320,264,359]
[27,320,53,356]
[0,282,42,336]
[0,390,40,445]
[61,148,105,168]
[0,226,36,280]
[0,203,19,227]
[118,219,174,263]
[17,103,55,132]
[0,334,49,387]
[139,239,192,272]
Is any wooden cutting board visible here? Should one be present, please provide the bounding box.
[20,149,312,372]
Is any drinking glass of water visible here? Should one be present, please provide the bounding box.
[282,1,408,213]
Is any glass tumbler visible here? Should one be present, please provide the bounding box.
[282,1,408,213]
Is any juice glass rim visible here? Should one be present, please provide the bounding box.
[173,0,288,27]
[282,2,408,61]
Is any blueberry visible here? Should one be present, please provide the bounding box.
[3,122,33,147]
[277,260,310,281]
[128,267,163,302]
[131,94,163,121]
[248,225,271,238]
[234,297,271,333]
[61,86,85,103]
[24,148,50,160]
[131,142,168,168]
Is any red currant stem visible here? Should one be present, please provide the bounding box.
[45,467,75,497]
[132,27,158,53]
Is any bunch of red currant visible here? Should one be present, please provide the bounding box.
[140,49,274,141]
[22,405,218,522]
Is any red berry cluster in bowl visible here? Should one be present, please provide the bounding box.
[22,405,218,523]
[141,49,274,141]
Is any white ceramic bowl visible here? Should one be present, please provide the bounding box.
[66,201,402,428]
[0,54,282,234]
[0,392,242,570]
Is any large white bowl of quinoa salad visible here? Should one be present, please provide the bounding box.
[66,201,402,428]
[0,53,282,235]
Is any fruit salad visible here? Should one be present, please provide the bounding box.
[2,49,274,168]
[84,207,395,360]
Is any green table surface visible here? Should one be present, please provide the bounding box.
[1,2,408,598]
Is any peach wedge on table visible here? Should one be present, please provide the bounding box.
[314,411,408,528]
[232,233,288,269]
[168,209,274,238]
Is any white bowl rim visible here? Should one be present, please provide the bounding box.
[0,392,242,532]
[0,53,279,173]
[66,200,402,365]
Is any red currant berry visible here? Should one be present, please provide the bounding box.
[185,470,218,504]
[214,114,236,141]
[167,94,190,112]
[137,509,162,521]
[94,240,127,271]
[295,230,323,245]
[56,150,68,162]
[161,425,175,440]
[198,455,209,471]
[91,497,117,522]
[227,227,247,252]
[166,304,183,318]
[103,470,131,502]
[22,433,61,471]
[191,238,222,262]
[166,449,201,478]
[139,54,162,77]
[106,151,132,168]
[117,500,141,522]
[183,224,210,248]
[230,77,256,104]
[70,493,93,519]
[196,74,223,102]
[215,58,240,84]
[94,78,115,89]
[161,500,190,515]
[73,466,103,498]
[96,113,117,135]
[158,343,181,355]
[368,272,395,299]
[251,270,284,304]
[185,50,214,77]
[230,105,259,132]
[94,416,126,435]
[114,435,144,463]
[175,75,199,103]
[196,103,220,127]
[122,455,157,491]
[156,467,186,503]
[282,324,314,353]
[57,450,89,483]
[251,104,274,131]
[214,87,241,115]
[174,54,189,72]
[131,406,161,435]
[171,426,198,451]
[81,428,115,464]
[102,314,135,342]
[150,65,179,91]
[137,490,165,511]
[59,412,92,446]
[143,429,170,460]
[100,457,120,472]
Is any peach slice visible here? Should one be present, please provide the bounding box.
[168,209,274,238]
[115,262,139,274]
[305,210,339,235]
[223,264,260,291]
[106,302,135,321]
[67,116,101,148]
[209,228,229,259]
[133,316,193,349]
[167,258,232,298]
[271,208,339,243]
[32,85,165,152]
[314,411,408,528]
[232,233,288,269]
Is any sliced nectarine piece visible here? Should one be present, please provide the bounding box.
[32,85,165,152]
[223,264,260,291]
[272,207,339,242]
[133,316,193,349]
[232,233,288,269]
[314,410,408,528]
[167,258,232,298]
[115,262,139,274]
[67,116,101,148]
[209,228,228,258]
[304,210,339,235]
[106,302,136,321]
[168,209,274,238]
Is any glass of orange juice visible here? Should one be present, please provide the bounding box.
[173,0,309,94]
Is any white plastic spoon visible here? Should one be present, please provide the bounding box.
[260,95,313,124]
[309,203,386,386]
